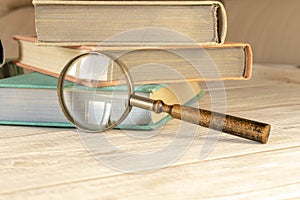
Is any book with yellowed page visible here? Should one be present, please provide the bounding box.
[33,0,227,46]
[14,35,252,85]
[0,71,203,129]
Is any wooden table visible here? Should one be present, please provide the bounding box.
[0,64,299,199]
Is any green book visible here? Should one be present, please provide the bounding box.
[0,72,204,129]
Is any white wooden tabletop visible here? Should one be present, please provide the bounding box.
[0,64,299,199]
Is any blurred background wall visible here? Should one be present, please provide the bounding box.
[224,0,300,65]
[1,0,300,65]
[0,0,35,59]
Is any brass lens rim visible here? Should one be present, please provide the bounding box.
[57,51,134,132]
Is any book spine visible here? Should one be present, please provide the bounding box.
[216,1,227,44]
[243,43,253,79]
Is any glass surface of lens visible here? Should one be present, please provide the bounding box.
[58,52,133,132]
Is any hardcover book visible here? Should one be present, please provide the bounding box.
[14,35,252,84]
[0,72,203,129]
[33,0,227,45]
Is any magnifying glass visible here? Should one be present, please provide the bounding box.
[57,51,271,144]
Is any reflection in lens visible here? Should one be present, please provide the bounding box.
[60,53,132,132]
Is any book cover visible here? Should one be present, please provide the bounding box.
[0,72,204,129]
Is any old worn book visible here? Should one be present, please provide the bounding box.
[0,72,203,129]
[33,0,227,45]
[14,35,252,84]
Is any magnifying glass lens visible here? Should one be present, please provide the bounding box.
[59,53,132,132]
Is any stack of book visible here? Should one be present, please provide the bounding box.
[0,0,252,129]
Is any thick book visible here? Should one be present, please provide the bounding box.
[0,72,203,129]
[33,0,227,45]
[14,35,252,84]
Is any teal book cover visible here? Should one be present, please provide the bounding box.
[0,72,204,129]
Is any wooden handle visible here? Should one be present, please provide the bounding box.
[129,95,271,144]
[157,102,271,144]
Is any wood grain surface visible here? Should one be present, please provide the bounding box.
[0,64,299,199]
